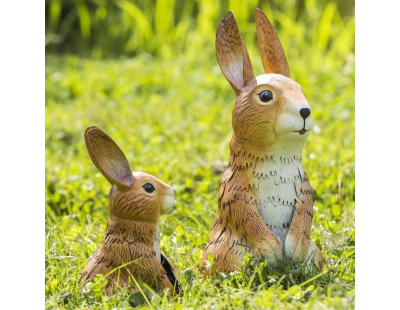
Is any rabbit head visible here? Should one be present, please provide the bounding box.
[217,9,313,150]
[84,126,175,223]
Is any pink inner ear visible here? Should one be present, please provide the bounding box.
[121,175,133,186]
[227,61,244,90]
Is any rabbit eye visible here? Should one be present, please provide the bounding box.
[258,90,273,102]
[143,183,155,193]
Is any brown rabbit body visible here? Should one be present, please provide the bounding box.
[80,127,179,296]
[200,9,323,275]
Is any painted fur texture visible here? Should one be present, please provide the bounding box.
[200,9,323,275]
[80,126,180,296]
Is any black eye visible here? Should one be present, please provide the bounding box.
[143,183,155,193]
[258,90,273,103]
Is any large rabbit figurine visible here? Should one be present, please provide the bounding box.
[200,9,323,275]
[81,126,180,296]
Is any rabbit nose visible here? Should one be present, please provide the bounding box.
[299,108,311,120]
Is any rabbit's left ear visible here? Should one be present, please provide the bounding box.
[84,126,133,189]
[254,8,291,78]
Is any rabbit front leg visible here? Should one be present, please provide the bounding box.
[285,175,322,272]
[228,198,283,267]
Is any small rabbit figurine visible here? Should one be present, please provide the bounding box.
[80,126,180,296]
[200,9,323,275]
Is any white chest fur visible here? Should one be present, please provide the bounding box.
[252,155,304,247]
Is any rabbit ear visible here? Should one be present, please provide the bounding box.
[84,126,133,189]
[216,11,254,95]
[254,8,291,78]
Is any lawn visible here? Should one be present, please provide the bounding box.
[45,1,354,308]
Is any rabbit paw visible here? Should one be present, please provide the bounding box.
[258,237,283,267]
[285,232,310,265]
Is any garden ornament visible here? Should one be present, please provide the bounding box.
[200,9,323,275]
[80,126,180,296]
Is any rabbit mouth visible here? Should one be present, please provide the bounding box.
[291,119,311,135]
[294,129,308,135]
[162,194,176,214]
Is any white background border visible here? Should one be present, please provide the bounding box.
[0,1,44,307]
[357,0,400,308]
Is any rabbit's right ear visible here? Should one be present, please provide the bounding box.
[216,11,254,95]
[84,126,133,189]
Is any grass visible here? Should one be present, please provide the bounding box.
[45,2,354,309]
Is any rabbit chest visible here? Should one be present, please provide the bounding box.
[252,155,304,246]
